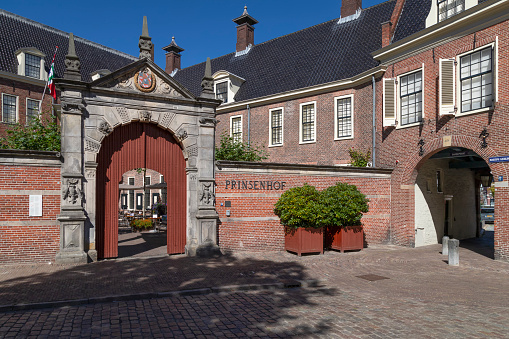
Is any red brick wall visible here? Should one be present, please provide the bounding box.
[0,159,61,264]
[217,82,374,166]
[0,77,56,138]
[378,21,509,253]
[216,162,391,252]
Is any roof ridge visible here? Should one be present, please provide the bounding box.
[0,8,137,61]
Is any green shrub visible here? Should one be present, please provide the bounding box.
[273,184,321,229]
[317,182,369,227]
[348,148,371,167]
[130,218,153,230]
[215,132,268,162]
[0,114,60,151]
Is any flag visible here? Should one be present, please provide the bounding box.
[47,61,56,100]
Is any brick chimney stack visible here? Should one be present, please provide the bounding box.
[232,6,258,53]
[341,0,362,18]
[162,37,184,75]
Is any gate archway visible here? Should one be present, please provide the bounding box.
[96,122,186,259]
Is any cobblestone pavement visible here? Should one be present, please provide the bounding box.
[1,233,509,338]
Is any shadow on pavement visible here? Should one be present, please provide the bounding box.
[460,231,495,259]
[117,231,167,258]
[0,253,336,337]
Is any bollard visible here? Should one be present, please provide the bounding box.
[442,236,449,255]
[448,239,459,266]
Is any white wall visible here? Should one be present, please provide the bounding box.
[414,158,478,246]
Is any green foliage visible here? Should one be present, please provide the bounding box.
[0,114,60,151]
[130,218,153,230]
[348,148,371,167]
[274,182,369,229]
[215,132,268,162]
[317,182,369,228]
[273,184,321,229]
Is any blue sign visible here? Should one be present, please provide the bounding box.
[499,176,504,182]
[489,156,509,163]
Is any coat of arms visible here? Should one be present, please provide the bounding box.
[134,67,156,92]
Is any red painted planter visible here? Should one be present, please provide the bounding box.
[326,225,364,252]
[285,227,324,256]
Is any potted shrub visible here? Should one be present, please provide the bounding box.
[318,182,369,252]
[274,184,323,256]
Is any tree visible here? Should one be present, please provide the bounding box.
[215,132,268,162]
[0,114,60,152]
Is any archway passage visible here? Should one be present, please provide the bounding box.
[96,122,186,259]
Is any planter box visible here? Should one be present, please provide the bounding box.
[285,227,323,256]
[326,225,364,252]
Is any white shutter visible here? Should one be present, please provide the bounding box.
[439,59,455,115]
[383,78,396,126]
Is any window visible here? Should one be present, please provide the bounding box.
[216,81,228,103]
[460,47,493,113]
[128,177,135,210]
[25,54,41,79]
[120,194,128,209]
[335,95,353,139]
[436,169,443,193]
[269,108,283,146]
[300,102,316,143]
[400,71,423,126]
[2,94,18,124]
[230,115,242,143]
[26,98,40,124]
[438,0,465,22]
[144,176,151,209]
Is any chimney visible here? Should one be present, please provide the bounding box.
[232,6,258,53]
[341,0,362,18]
[162,37,184,75]
[381,0,406,48]
[381,21,392,48]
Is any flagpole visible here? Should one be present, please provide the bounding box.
[39,46,58,115]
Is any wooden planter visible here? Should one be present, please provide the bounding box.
[326,225,364,252]
[285,227,324,256]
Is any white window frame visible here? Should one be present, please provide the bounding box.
[425,0,477,28]
[268,107,284,147]
[15,49,47,80]
[128,176,135,210]
[396,65,425,129]
[456,41,497,117]
[230,115,243,143]
[215,80,229,103]
[2,94,19,124]
[26,98,41,124]
[334,94,354,140]
[299,101,317,144]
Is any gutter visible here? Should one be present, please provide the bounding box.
[372,75,376,167]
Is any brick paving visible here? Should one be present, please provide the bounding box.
[1,232,509,338]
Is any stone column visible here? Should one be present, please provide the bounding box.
[84,162,98,262]
[56,93,87,264]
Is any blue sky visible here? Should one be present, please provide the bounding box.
[3,0,386,69]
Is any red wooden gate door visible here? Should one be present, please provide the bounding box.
[96,122,186,259]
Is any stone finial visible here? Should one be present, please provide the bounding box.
[139,16,153,59]
[243,6,248,15]
[64,32,81,81]
[201,57,214,99]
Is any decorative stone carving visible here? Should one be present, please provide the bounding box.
[201,221,214,243]
[134,67,156,93]
[85,139,101,153]
[199,183,215,206]
[153,77,184,97]
[63,224,80,249]
[186,145,198,157]
[199,117,218,126]
[159,112,176,129]
[64,58,81,73]
[139,110,152,122]
[62,178,82,205]
[116,73,134,90]
[115,107,130,124]
[139,39,153,59]
[62,102,84,114]
[98,120,112,135]
[85,170,96,179]
[176,129,188,142]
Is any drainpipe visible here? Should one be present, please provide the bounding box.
[247,104,251,145]
[372,75,376,167]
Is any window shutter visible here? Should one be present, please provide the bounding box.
[439,59,455,115]
[383,78,396,126]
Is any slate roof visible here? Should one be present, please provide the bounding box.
[0,9,137,83]
[174,0,397,102]
[392,0,491,43]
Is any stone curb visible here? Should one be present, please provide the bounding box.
[0,279,324,313]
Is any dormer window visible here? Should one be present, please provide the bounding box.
[212,70,245,104]
[215,81,228,103]
[90,69,112,81]
[438,0,465,22]
[15,47,46,80]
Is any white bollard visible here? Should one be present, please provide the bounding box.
[448,239,459,266]
[442,236,449,256]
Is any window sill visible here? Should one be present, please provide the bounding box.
[334,136,354,141]
[396,121,423,130]
[268,144,283,148]
[456,106,493,117]
[299,140,316,145]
